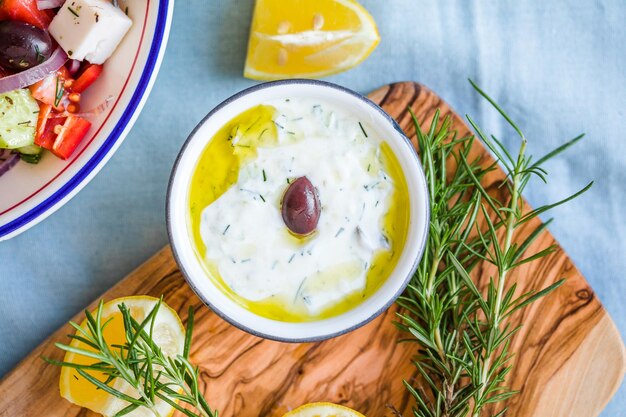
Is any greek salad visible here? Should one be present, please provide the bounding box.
[0,0,132,177]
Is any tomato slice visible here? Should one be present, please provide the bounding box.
[30,67,72,111]
[51,115,92,159]
[0,0,53,29]
[33,101,92,159]
[71,64,104,93]
[33,105,67,151]
[34,103,53,148]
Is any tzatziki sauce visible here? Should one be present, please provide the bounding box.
[193,98,407,320]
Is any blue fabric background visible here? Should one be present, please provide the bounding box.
[1,0,624,413]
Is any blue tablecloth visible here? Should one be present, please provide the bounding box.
[1,0,624,413]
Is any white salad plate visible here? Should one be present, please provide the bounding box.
[167,80,430,342]
[0,0,174,240]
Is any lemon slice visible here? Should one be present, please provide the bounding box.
[283,402,366,417]
[244,0,380,80]
[59,296,185,417]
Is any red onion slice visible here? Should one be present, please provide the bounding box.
[0,150,20,178]
[67,59,82,76]
[0,47,68,94]
[37,0,65,10]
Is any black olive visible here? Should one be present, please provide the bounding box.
[282,176,321,235]
[0,21,53,72]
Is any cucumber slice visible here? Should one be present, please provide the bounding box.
[20,153,42,164]
[0,89,39,150]
[17,144,43,164]
[17,144,42,154]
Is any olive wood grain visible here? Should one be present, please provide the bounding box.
[1,82,624,417]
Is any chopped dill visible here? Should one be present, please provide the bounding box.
[364,182,379,191]
[294,277,307,301]
[54,77,64,108]
[358,121,368,137]
[245,115,261,132]
[34,45,45,64]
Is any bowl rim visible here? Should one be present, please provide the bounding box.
[167,79,429,342]
[0,0,175,241]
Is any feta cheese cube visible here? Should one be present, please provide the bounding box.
[49,0,132,65]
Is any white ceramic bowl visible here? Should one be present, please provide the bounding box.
[167,80,429,342]
[0,0,174,240]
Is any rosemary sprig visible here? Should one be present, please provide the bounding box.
[399,80,591,417]
[397,109,487,417]
[45,298,218,417]
[460,80,592,417]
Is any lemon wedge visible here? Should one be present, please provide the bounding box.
[283,402,366,417]
[59,296,185,417]
[244,0,380,80]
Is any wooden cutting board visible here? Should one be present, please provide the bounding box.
[1,82,624,417]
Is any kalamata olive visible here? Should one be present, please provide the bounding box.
[282,176,321,235]
[0,21,53,72]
